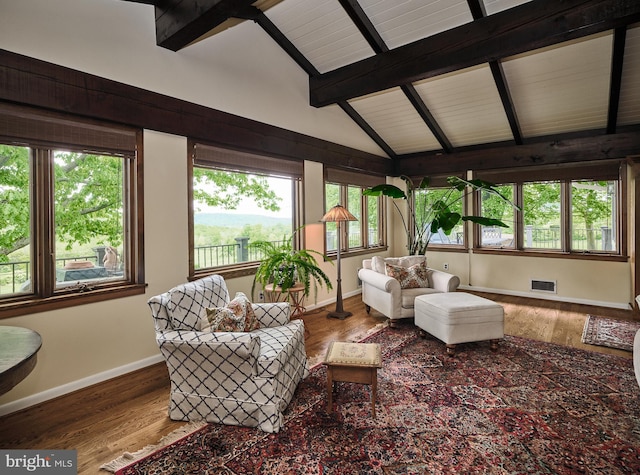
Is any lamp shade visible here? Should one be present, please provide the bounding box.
[321,204,357,223]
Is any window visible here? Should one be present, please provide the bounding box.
[475,161,624,256]
[479,184,516,248]
[324,168,385,253]
[0,103,144,317]
[414,176,466,247]
[189,142,303,278]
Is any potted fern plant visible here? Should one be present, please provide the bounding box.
[250,231,333,304]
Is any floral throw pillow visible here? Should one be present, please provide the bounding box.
[233,292,260,332]
[203,306,245,332]
[202,292,260,332]
[385,260,430,289]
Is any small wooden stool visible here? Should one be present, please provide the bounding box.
[323,341,382,417]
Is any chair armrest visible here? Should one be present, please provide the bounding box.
[158,330,261,376]
[252,302,291,328]
[358,268,401,293]
[429,269,461,292]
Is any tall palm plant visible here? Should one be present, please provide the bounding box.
[364,176,518,255]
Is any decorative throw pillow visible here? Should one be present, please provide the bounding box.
[203,306,245,332]
[385,260,430,289]
[233,292,260,332]
[202,292,260,332]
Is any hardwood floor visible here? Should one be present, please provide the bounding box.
[0,292,636,474]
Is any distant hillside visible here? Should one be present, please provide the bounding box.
[194,213,290,227]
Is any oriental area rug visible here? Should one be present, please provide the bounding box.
[581,315,640,352]
[103,325,640,474]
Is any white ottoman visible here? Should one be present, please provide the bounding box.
[415,292,504,356]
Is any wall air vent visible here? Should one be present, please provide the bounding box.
[531,279,556,293]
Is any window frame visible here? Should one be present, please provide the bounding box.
[0,104,145,319]
[411,174,467,250]
[473,161,627,261]
[188,140,304,281]
[323,168,387,257]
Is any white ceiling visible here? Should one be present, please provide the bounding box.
[205,0,640,158]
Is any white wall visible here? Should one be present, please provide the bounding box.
[0,0,385,158]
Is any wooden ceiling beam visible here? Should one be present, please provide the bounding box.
[607,27,628,134]
[397,128,640,176]
[310,0,640,107]
[467,0,522,145]
[0,49,391,176]
[337,0,453,153]
[255,10,396,158]
[154,0,256,51]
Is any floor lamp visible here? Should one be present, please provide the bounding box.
[321,204,358,319]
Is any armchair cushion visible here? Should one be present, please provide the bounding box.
[385,260,430,289]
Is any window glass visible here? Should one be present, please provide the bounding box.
[523,181,561,249]
[325,183,339,252]
[480,184,515,248]
[366,194,380,247]
[324,182,384,252]
[192,167,295,270]
[415,187,464,246]
[571,180,617,252]
[53,150,127,289]
[0,145,31,296]
[347,186,362,248]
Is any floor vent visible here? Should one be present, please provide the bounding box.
[531,279,556,293]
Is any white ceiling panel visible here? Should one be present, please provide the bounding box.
[482,0,532,15]
[501,32,613,138]
[348,88,442,154]
[414,64,513,147]
[358,0,472,49]
[265,0,373,73]
[618,24,640,127]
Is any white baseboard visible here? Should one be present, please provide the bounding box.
[304,289,362,312]
[0,354,164,418]
[459,285,632,310]
[5,286,623,418]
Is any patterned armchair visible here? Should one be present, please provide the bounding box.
[148,274,309,433]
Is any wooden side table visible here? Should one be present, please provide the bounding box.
[0,326,42,396]
[264,283,306,319]
[323,341,382,418]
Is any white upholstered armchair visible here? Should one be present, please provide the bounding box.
[148,274,309,433]
[358,255,460,327]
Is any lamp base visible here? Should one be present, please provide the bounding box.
[327,310,353,320]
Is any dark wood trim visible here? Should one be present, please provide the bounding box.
[0,49,391,176]
[397,129,640,176]
[310,0,640,106]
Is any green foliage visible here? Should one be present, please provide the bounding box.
[364,176,519,255]
[249,229,333,301]
[0,147,283,263]
[0,146,29,262]
[193,168,281,212]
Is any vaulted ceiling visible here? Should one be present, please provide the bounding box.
[129,0,640,175]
